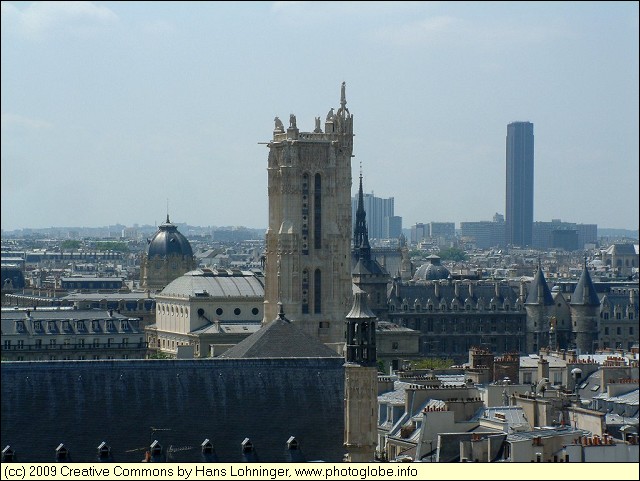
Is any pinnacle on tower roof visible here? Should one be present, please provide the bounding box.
[353,171,371,261]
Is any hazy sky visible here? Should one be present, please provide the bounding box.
[2,1,638,232]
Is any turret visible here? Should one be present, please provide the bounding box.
[524,262,554,353]
[570,259,600,353]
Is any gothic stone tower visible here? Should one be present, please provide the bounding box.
[343,289,378,462]
[263,83,354,345]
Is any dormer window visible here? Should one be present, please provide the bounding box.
[97,442,110,459]
[55,444,69,461]
[120,320,129,331]
[150,440,162,456]
[33,320,42,332]
[201,439,214,454]
[76,320,85,332]
[286,436,299,450]
[241,438,254,454]
[1,445,15,462]
[15,320,25,333]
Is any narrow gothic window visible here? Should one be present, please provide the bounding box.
[314,174,322,249]
[302,269,309,314]
[302,174,309,255]
[314,269,322,314]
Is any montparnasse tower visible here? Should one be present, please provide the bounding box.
[263,83,354,346]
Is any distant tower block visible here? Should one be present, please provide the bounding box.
[505,121,534,247]
[263,83,354,345]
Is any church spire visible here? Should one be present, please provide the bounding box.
[353,167,371,261]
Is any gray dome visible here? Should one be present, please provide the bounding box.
[160,268,265,298]
[413,255,450,281]
[147,216,193,259]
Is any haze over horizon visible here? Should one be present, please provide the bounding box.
[2,2,638,232]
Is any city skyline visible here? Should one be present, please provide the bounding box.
[2,2,638,232]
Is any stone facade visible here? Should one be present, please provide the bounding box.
[263,83,354,344]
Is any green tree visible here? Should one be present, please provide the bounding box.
[408,358,455,370]
[437,247,467,262]
[94,241,129,252]
[61,240,81,250]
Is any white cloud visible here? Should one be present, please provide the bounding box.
[1,1,118,39]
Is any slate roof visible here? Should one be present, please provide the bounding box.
[159,269,264,299]
[352,257,387,276]
[525,266,554,305]
[1,309,140,336]
[471,406,531,430]
[147,216,193,259]
[219,306,341,359]
[570,264,600,306]
[390,282,520,307]
[604,244,639,256]
[1,358,345,463]
[506,427,589,443]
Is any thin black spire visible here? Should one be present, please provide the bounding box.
[353,169,371,261]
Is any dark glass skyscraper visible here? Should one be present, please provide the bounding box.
[505,121,534,246]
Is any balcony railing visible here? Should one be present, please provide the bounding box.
[2,342,148,352]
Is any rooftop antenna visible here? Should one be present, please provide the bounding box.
[166,198,170,223]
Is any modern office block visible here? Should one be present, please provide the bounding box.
[505,121,534,247]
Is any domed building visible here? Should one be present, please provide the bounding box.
[140,216,197,291]
[147,267,265,358]
[412,254,450,282]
